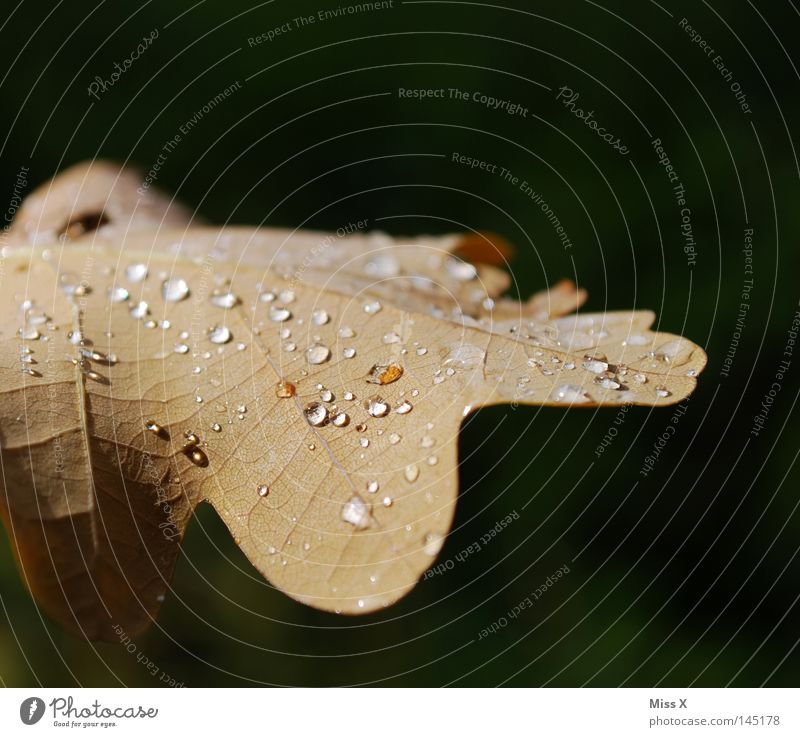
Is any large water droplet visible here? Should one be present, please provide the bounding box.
[208,325,232,344]
[341,495,370,529]
[366,362,404,385]
[162,278,190,302]
[306,343,331,365]
[304,402,327,426]
[210,290,239,308]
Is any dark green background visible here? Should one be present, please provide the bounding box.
[1,0,798,686]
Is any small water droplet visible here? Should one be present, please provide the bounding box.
[551,384,591,403]
[404,464,420,483]
[174,343,190,354]
[130,301,149,319]
[109,286,129,303]
[126,263,148,283]
[363,300,382,315]
[275,380,296,398]
[582,357,609,374]
[210,290,239,308]
[269,305,292,322]
[655,386,671,398]
[383,331,401,344]
[208,325,232,344]
[306,343,331,365]
[343,347,356,359]
[257,484,269,498]
[279,289,296,304]
[382,496,393,508]
[365,395,389,417]
[331,411,349,427]
[211,423,222,432]
[312,309,330,326]
[366,480,379,494]
[338,326,355,338]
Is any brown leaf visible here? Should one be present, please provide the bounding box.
[0,162,707,640]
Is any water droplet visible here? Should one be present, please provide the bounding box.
[331,411,349,427]
[633,373,647,385]
[416,347,428,356]
[404,464,420,483]
[655,386,671,398]
[306,343,331,365]
[126,263,148,283]
[304,402,327,426]
[269,305,292,322]
[366,480,379,494]
[312,309,330,326]
[130,301,149,319]
[211,423,222,432]
[211,290,239,309]
[145,420,165,437]
[383,331,401,344]
[109,286,129,303]
[257,484,269,498]
[360,437,370,448]
[382,496,393,508]
[259,291,276,303]
[363,300,382,315]
[420,435,434,448]
[445,256,477,281]
[279,289,296,304]
[208,325,232,344]
[343,347,356,359]
[389,432,401,444]
[551,384,591,403]
[365,395,389,417]
[275,380,296,398]
[174,343,190,354]
[162,278,190,302]
[582,357,609,374]
[320,389,334,402]
[626,334,649,346]
[366,362,404,385]
[596,376,621,390]
[341,495,370,529]
[338,326,355,338]
[20,327,41,340]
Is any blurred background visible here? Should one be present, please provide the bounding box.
[1,0,798,686]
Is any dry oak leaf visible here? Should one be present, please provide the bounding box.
[0,161,707,641]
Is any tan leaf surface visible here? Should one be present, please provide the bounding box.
[0,162,707,640]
